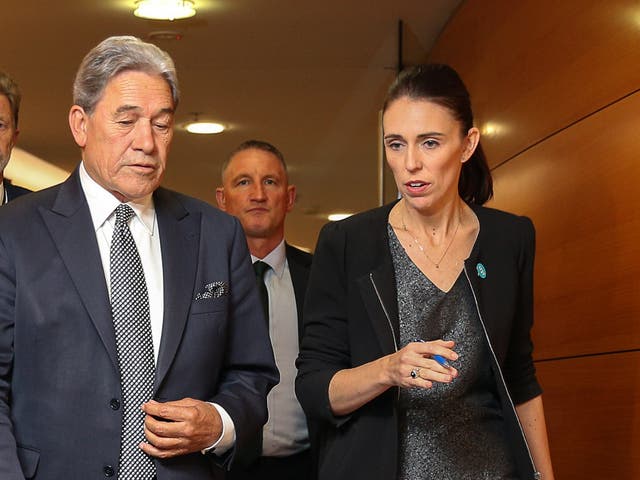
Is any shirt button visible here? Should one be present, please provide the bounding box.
[103,465,115,477]
[109,398,120,410]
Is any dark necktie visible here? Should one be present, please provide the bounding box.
[251,260,270,457]
[253,260,270,324]
[110,204,156,479]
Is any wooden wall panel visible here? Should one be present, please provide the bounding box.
[428,0,640,167]
[536,352,640,478]
[489,91,640,359]
[429,1,640,477]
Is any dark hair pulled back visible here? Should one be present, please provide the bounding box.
[383,64,493,205]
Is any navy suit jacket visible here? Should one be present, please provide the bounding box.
[0,169,278,479]
[4,181,31,203]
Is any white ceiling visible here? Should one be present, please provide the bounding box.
[2,0,462,249]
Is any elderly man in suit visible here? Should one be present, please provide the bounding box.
[216,140,314,480]
[0,37,278,480]
[0,71,31,202]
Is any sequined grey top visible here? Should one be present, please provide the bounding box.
[388,225,518,480]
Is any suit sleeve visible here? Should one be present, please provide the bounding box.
[296,221,353,426]
[0,231,27,478]
[209,217,279,465]
[503,216,542,405]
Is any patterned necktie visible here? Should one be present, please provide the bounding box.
[253,260,270,324]
[110,204,156,479]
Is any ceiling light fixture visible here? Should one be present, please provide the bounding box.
[184,112,225,134]
[185,121,225,135]
[134,0,196,21]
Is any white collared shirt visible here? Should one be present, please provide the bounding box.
[79,163,164,359]
[79,162,235,454]
[252,240,309,456]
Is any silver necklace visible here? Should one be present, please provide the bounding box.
[401,207,462,269]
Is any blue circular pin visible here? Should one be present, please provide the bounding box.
[476,263,487,279]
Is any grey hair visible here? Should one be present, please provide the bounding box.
[223,139,288,178]
[73,36,179,114]
[0,71,21,128]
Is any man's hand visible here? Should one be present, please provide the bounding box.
[140,398,222,458]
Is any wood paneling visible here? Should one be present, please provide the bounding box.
[429,0,640,167]
[429,1,640,477]
[536,352,640,478]
[488,91,640,359]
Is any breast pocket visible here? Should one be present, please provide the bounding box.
[190,295,228,315]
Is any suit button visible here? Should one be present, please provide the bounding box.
[103,465,115,477]
[109,398,120,410]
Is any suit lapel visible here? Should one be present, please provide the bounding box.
[40,170,118,370]
[153,189,200,391]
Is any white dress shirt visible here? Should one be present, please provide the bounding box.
[252,240,309,456]
[79,162,235,454]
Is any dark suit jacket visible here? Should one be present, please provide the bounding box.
[296,202,542,480]
[285,243,313,343]
[4,181,31,203]
[231,243,314,472]
[0,169,279,480]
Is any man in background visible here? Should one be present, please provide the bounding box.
[0,37,277,479]
[0,71,30,202]
[217,140,314,480]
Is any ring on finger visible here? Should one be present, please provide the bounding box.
[410,368,420,379]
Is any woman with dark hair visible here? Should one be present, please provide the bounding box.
[296,64,554,479]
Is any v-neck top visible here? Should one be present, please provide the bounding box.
[388,224,518,480]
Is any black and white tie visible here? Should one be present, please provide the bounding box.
[110,204,156,479]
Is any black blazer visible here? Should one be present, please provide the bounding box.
[286,243,313,343]
[0,169,279,479]
[285,243,320,478]
[296,202,542,480]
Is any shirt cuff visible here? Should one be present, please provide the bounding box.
[201,402,236,455]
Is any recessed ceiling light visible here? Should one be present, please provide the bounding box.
[134,0,196,21]
[185,122,225,134]
[328,213,352,221]
[147,30,184,41]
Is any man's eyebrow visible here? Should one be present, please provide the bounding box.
[114,106,175,115]
[114,105,141,114]
[230,173,250,182]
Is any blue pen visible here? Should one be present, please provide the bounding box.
[432,354,452,369]
[418,339,454,369]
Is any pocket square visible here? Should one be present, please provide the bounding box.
[195,281,229,300]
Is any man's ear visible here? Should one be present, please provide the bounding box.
[215,187,226,211]
[69,105,88,148]
[8,128,18,151]
[286,184,297,212]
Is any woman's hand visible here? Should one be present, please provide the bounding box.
[328,339,459,416]
[380,340,458,389]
